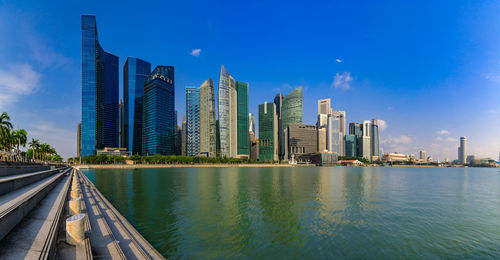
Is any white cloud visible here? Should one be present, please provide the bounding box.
[484,73,500,83]
[382,135,412,145]
[190,48,201,57]
[378,120,387,131]
[0,64,40,110]
[332,72,353,89]
[437,129,449,135]
[335,58,343,63]
[445,137,458,142]
[28,121,75,159]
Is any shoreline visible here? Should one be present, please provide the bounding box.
[75,163,313,169]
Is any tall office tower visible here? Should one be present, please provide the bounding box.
[249,113,256,134]
[317,128,327,152]
[119,99,123,147]
[123,57,151,155]
[420,151,426,161]
[77,123,81,158]
[345,135,356,157]
[280,87,303,159]
[199,79,216,157]
[181,115,186,156]
[371,119,380,159]
[458,136,467,164]
[259,102,278,161]
[217,65,237,158]
[361,120,372,160]
[236,81,249,157]
[317,98,331,127]
[274,94,284,157]
[327,115,342,154]
[215,120,220,155]
[332,111,346,155]
[142,66,175,155]
[81,15,119,156]
[249,113,258,159]
[186,87,200,156]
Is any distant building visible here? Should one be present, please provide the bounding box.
[383,153,409,162]
[280,87,303,160]
[123,57,151,155]
[186,86,200,156]
[199,79,216,157]
[361,120,372,160]
[458,137,467,164]
[181,115,186,156]
[96,147,130,157]
[81,15,119,156]
[175,125,182,155]
[317,128,327,152]
[419,150,426,161]
[259,102,278,161]
[466,155,476,164]
[371,119,380,159]
[345,135,357,157]
[274,94,284,158]
[142,66,175,155]
[284,124,318,161]
[236,81,249,157]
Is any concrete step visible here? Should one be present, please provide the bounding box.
[0,168,66,197]
[0,168,70,240]
[0,165,53,178]
[0,168,72,259]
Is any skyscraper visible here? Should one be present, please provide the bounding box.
[142,66,175,155]
[236,81,249,157]
[280,87,303,160]
[420,150,426,161]
[199,79,216,157]
[361,120,372,160]
[317,98,331,127]
[371,119,380,160]
[217,65,237,158]
[123,57,151,155]
[81,15,119,156]
[274,94,283,157]
[259,102,278,161]
[181,115,186,156]
[77,123,81,158]
[332,111,346,156]
[186,86,200,157]
[458,136,467,164]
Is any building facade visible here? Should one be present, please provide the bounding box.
[280,87,303,160]
[284,124,318,161]
[186,87,200,156]
[259,102,278,161]
[123,57,151,155]
[199,79,216,157]
[371,119,380,160]
[274,94,283,157]
[81,15,119,156]
[458,136,467,164]
[361,120,372,160]
[142,66,175,155]
[181,115,186,156]
[217,65,237,158]
[236,81,249,157]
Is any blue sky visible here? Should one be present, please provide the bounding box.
[1,0,500,160]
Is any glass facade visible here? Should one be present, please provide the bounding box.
[186,86,200,156]
[259,102,278,161]
[123,58,151,155]
[371,119,380,158]
[199,79,216,157]
[345,135,357,157]
[280,87,303,160]
[236,81,249,155]
[81,15,119,156]
[142,66,175,155]
[217,65,237,157]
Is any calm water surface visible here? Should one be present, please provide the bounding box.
[82,167,500,258]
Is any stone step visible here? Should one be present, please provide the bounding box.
[0,168,66,196]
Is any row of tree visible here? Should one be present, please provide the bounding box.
[0,112,61,162]
[77,154,273,165]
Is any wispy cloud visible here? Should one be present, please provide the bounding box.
[28,121,75,159]
[378,119,387,131]
[437,129,449,135]
[381,135,412,154]
[335,58,343,63]
[0,64,40,110]
[484,73,500,84]
[332,72,353,89]
[382,135,412,145]
[190,48,201,57]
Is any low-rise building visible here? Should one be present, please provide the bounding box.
[96,147,130,157]
[382,153,409,162]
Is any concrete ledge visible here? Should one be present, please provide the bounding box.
[0,165,51,177]
[0,168,62,196]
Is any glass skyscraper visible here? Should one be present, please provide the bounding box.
[259,102,278,161]
[123,57,151,155]
[371,119,380,159]
[81,15,119,156]
[280,87,303,160]
[217,65,237,158]
[186,86,200,157]
[142,66,175,155]
[199,79,216,157]
[236,81,249,156]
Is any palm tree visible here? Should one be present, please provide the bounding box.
[12,129,27,161]
[28,138,40,161]
[0,112,13,139]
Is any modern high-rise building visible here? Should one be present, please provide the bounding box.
[249,113,256,134]
[175,125,182,155]
[280,87,303,160]
[181,115,186,156]
[217,65,237,158]
[142,66,175,155]
[236,81,249,157]
[345,135,356,157]
[361,120,372,160]
[317,98,332,127]
[81,15,119,156]
[199,79,216,157]
[420,150,426,161]
[119,99,124,148]
[332,111,346,156]
[123,57,151,155]
[371,119,380,160]
[186,86,200,157]
[274,94,283,157]
[284,124,318,161]
[259,102,278,161]
[458,136,467,164]
[77,123,81,158]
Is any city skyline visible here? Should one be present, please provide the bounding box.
[1,1,500,159]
